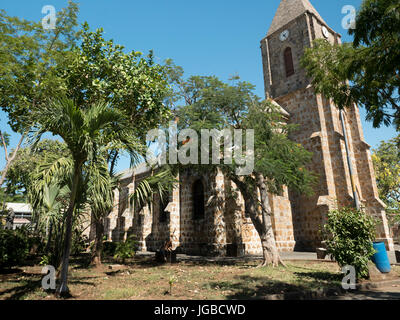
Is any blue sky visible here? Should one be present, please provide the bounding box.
[0,0,398,173]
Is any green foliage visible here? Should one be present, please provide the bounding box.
[322,207,377,279]
[168,275,177,295]
[6,139,70,197]
[16,225,43,255]
[114,236,137,263]
[39,255,50,266]
[301,0,400,130]
[0,131,10,146]
[162,71,315,264]
[372,135,400,225]
[301,39,356,111]
[131,167,177,210]
[243,101,315,196]
[58,23,172,140]
[0,1,81,132]
[0,188,26,203]
[171,73,315,196]
[0,228,29,269]
[103,241,118,257]
[70,227,88,256]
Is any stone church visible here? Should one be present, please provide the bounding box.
[89,0,394,256]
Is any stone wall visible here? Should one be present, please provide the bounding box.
[100,167,297,256]
[87,1,394,255]
[260,9,393,251]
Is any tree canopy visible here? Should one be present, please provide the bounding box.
[372,135,400,222]
[301,0,400,130]
[161,69,315,266]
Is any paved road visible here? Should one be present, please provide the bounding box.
[137,250,399,264]
[326,285,400,300]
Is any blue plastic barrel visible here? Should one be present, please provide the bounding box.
[371,242,391,273]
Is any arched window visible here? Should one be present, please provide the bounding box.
[284,47,295,77]
[192,180,205,220]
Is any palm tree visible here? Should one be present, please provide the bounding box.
[86,160,119,266]
[131,166,177,210]
[33,98,142,296]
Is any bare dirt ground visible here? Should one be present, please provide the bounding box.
[1,255,399,300]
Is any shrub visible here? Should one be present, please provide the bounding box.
[16,225,43,255]
[103,241,118,257]
[322,206,377,279]
[114,236,137,263]
[70,228,89,256]
[0,228,29,269]
[39,255,50,266]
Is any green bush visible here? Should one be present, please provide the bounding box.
[103,241,118,257]
[322,207,377,279]
[16,226,43,255]
[114,236,137,263]
[0,228,29,269]
[70,228,89,256]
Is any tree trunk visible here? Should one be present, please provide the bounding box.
[230,174,284,268]
[259,227,282,267]
[0,133,25,187]
[256,173,285,267]
[0,162,11,189]
[91,218,104,266]
[56,162,82,297]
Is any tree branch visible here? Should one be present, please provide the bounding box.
[0,131,9,162]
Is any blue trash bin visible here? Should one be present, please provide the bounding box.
[371,242,391,273]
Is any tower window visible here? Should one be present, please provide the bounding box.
[192,180,205,220]
[284,47,295,77]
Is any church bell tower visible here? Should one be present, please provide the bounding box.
[261,0,394,250]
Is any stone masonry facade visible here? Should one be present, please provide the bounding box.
[85,0,393,255]
[93,166,296,256]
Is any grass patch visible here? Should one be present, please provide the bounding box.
[1,256,392,300]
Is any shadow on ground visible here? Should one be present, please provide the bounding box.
[0,268,99,300]
[205,270,343,299]
[323,290,400,300]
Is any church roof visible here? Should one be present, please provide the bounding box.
[118,162,151,180]
[267,0,328,36]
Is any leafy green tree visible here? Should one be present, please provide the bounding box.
[59,24,172,147]
[3,140,70,257]
[55,25,173,267]
[2,2,172,275]
[0,131,25,190]
[0,1,80,186]
[33,98,141,296]
[301,0,400,130]
[372,135,400,224]
[0,228,30,270]
[168,72,315,267]
[28,149,86,269]
[5,140,69,196]
[86,159,119,266]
